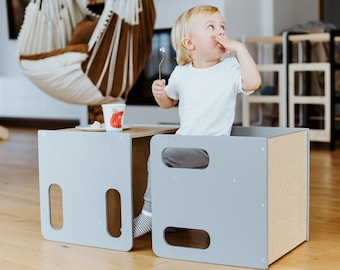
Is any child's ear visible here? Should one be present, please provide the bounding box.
[182,37,194,50]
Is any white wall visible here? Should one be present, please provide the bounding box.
[272,0,319,34]
[224,0,265,39]
[154,0,226,29]
[0,0,319,125]
[225,0,319,39]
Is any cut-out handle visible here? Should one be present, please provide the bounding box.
[162,147,209,169]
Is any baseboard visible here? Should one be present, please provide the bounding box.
[0,117,80,129]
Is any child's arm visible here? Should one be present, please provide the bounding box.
[152,79,178,109]
[216,35,261,91]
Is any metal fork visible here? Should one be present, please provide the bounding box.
[158,47,165,80]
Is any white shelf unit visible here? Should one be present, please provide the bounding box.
[242,36,287,128]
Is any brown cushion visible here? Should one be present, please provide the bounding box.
[68,17,98,45]
[20,44,89,60]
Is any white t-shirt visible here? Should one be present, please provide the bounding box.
[165,57,250,136]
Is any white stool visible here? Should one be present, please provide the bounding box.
[38,130,133,251]
[151,126,309,269]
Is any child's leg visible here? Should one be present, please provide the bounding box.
[162,147,209,168]
[133,158,152,238]
[133,148,209,238]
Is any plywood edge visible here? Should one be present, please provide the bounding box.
[267,130,309,264]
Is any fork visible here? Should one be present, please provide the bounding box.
[158,47,165,80]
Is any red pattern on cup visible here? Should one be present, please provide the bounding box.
[110,111,124,128]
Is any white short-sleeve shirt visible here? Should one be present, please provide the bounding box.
[165,57,250,136]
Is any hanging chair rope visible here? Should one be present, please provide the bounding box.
[17,0,91,56]
[17,0,156,105]
[83,0,156,100]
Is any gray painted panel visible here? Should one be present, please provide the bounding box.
[151,134,268,269]
[38,130,133,251]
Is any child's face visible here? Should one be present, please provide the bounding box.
[189,11,226,61]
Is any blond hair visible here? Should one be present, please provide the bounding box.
[171,5,219,66]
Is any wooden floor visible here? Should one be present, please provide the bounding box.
[1,127,340,270]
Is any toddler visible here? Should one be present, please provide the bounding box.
[133,5,261,238]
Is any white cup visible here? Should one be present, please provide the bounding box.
[101,103,126,132]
